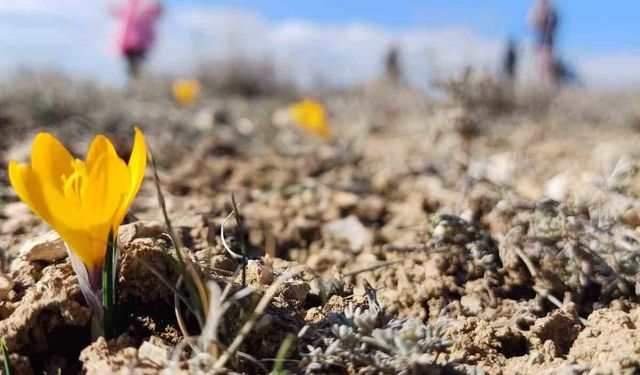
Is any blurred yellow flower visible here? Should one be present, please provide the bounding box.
[289,99,331,140]
[172,79,201,107]
[8,129,146,292]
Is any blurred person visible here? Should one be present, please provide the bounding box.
[528,0,558,88]
[385,46,402,85]
[111,0,163,84]
[502,38,518,81]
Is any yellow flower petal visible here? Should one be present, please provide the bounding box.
[8,161,46,220]
[289,99,331,140]
[84,153,130,225]
[30,133,73,193]
[62,153,129,269]
[114,127,147,226]
[85,134,118,173]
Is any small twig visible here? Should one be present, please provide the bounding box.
[232,194,249,287]
[513,244,588,325]
[236,351,269,374]
[382,243,429,252]
[512,246,538,278]
[533,286,588,325]
[344,260,403,277]
[220,207,244,260]
[174,276,198,351]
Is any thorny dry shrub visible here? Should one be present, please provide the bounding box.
[196,57,296,98]
[434,68,515,117]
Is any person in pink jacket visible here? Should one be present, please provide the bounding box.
[112,0,162,82]
[528,0,559,88]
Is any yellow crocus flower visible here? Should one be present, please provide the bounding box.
[289,99,331,140]
[8,128,146,312]
[172,79,201,107]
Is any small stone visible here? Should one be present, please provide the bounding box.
[2,202,31,217]
[461,295,482,315]
[355,196,386,223]
[622,209,640,228]
[138,340,168,367]
[307,277,344,307]
[117,221,164,248]
[194,110,214,131]
[20,231,66,261]
[334,191,359,210]
[279,279,310,304]
[236,260,274,285]
[544,174,569,202]
[323,215,370,251]
[0,274,14,300]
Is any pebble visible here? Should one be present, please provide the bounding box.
[19,230,67,261]
[323,215,370,251]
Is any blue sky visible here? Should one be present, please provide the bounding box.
[169,0,639,54]
[1,0,639,89]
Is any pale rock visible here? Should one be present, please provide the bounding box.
[470,152,517,185]
[2,202,31,218]
[194,110,214,131]
[235,260,274,285]
[138,339,168,367]
[622,209,640,228]
[323,215,370,251]
[20,230,66,261]
[333,191,359,210]
[237,118,256,135]
[544,174,569,201]
[461,295,482,315]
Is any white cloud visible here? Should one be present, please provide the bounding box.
[0,1,638,90]
[576,53,640,90]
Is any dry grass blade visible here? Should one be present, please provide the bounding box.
[220,207,243,260]
[213,266,305,369]
[344,260,403,276]
[232,193,249,286]
[173,276,195,350]
[149,148,210,327]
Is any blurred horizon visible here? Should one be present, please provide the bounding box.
[1,0,639,91]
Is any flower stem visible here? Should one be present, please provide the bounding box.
[102,230,117,339]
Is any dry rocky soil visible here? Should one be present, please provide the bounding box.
[1,74,640,374]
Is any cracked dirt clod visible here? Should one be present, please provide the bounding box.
[79,336,138,375]
[529,303,581,358]
[0,262,91,352]
[568,308,640,374]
